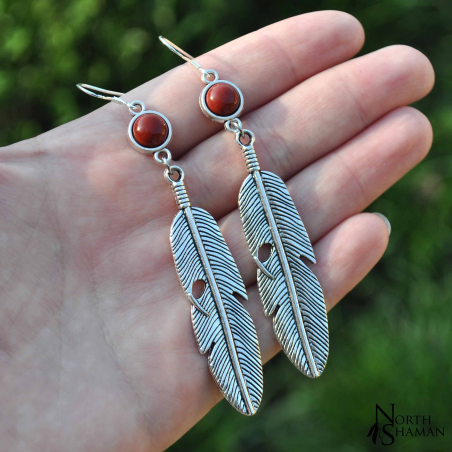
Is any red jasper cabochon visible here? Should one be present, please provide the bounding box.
[205,83,240,116]
[132,113,169,148]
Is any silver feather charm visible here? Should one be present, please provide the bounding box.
[169,175,263,415]
[237,134,329,377]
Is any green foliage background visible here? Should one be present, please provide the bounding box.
[0,0,451,450]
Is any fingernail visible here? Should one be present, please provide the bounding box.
[372,212,391,236]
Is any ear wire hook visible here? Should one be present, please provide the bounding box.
[76,83,139,111]
[158,36,203,72]
[158,37,219,85]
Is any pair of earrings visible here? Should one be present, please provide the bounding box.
[77,37,329,416]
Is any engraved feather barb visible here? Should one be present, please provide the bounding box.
[238,170,329,377]
[170,206,263,415]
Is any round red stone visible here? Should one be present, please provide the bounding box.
[132,113,168,148]
[205,83,240,116]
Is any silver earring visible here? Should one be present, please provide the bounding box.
[159,38,329,378]
[77,84,263,415]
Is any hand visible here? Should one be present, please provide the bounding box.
[0,11,434,451]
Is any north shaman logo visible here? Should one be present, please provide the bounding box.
[367,404,445,446]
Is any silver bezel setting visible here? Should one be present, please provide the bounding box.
[128,110,172,155]
[199,80,244,123]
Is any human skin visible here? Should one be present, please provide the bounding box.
[0,11,434,452]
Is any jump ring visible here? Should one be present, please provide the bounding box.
[154,148,172,165]
[225,118,242,134]
[162,157,172,174]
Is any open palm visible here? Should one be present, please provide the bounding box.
[0,11,434,452]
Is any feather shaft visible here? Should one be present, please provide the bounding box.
[184,207,255,414]
[252,171,319,377]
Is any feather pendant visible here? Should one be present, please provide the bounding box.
[239,170,329,377]
[170,206,263,415]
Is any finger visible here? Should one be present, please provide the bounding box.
[182,45,434,219]
[220,106,432,285]
[31,11,364,158]
[245,212,389,363]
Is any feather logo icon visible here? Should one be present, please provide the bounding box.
[367,404,395,446]
[367,422,382,445]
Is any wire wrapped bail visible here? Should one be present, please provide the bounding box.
[165,166,191,210]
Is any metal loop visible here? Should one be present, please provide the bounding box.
[128,100,145,115]
[165,165,184,184]
[225,118,243,134]
[236,129,255,147]
[163,158,172,174]
[154,149,173,174]
[201,69,219,85]
[154,148,172,165]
